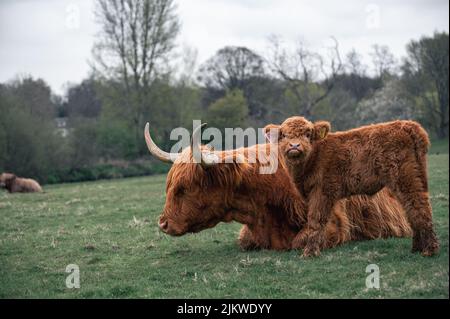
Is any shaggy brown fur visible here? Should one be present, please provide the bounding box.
[146,133,411,251]
[264,116,439,257]
[0,173,43,193]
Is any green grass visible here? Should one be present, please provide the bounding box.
[430,138,449,154]
[0,154,448,299]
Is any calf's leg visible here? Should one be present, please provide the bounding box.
[292,200,350,250]
[302,190,336,257]
[390,158,439,256]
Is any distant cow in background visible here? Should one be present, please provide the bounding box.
[0,173,43,193]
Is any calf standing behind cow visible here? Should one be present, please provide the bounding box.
[265,116,439,257]
[0,173,43,193]
[144,123,411,252]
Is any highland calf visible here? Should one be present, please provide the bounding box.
[145,123,411,251]
[265,116,439,257]
[0,173,43,193]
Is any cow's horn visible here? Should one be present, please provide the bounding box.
[144,123,178,163]
[191,123,219,167]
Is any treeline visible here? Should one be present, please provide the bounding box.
[0,0,448,184]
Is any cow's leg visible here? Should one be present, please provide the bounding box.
[302,190,336,257]
[293,218,349,251]
[238,225,260,251]
[394,190,439,256]
[389,158,439,256]
[291,227,311,249]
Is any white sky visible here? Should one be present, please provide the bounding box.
[0,0,448,95]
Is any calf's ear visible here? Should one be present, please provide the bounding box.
[313,121,330,140]
[263,124,280,144]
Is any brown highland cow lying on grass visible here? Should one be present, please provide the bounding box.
[0,173,43,193]
[264,117,439,257]
[145,123,411,251]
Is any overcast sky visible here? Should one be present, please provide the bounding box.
[0,0,448,95]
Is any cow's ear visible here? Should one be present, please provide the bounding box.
[263,124,280,144]
[313,121,330,141]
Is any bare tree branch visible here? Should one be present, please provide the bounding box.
[267,36,343,117]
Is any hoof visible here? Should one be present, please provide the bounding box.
[412,231,439,257]
[292,230,310,250]
[302,245,321,258]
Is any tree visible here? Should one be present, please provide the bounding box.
[96,116,137,160]
[0,79,69,182]
[346,49,367,77]
[198,46,265,91]
[370,44,397,79]
[92,0,180,150]
[169,45,202,130]
[313,88,359,131]
[65,78,102,119]
[206,90,249,134]
[267,36,343,118]
[402,32,449,139]
[0,85,9,172]
[68,118,99,167]
[198,46,269,120]
[338,49,382,101]
[356,79,414,126]
[6,75,56,119]
[241,76,285,125]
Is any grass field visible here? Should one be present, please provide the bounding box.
[0,153,448,298]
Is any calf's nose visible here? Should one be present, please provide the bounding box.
[289,142,300,148]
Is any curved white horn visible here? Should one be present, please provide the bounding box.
[144,123,178,163]
[191,123,219,167]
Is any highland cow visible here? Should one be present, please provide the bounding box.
[145,123,411,251]
[0,173,43,193]
[264,116,439,257]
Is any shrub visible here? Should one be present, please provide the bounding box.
[45,160,170,184]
